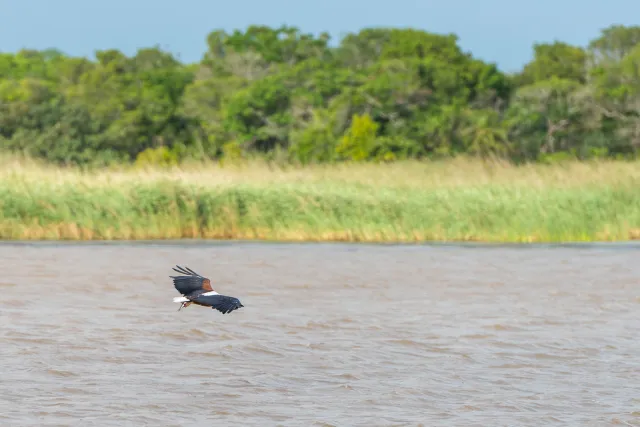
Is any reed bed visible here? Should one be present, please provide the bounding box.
[1,156,640,242]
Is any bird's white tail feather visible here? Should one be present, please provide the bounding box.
[173,296,189,303]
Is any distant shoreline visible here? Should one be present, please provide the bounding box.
[2,240,640,250]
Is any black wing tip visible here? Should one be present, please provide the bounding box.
[215,299,244,315]
[170,265,203,278]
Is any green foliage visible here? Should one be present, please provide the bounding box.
[336,113,379,161]
[515,42,588,85]
[220,140,246,165]
[288,110,337,164]
[371,136,422,161]
[2,24,640,165]
[134,146,180,168]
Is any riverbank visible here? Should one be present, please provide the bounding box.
[1,157,640,242]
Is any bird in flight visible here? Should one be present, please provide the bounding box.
[170,265,244,315]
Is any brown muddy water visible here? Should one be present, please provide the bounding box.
[0,241,638,426]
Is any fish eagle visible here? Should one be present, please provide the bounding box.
[170,265,244,315]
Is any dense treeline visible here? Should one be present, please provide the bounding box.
[2,24,640,166]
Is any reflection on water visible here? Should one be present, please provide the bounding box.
[0,242,638,426]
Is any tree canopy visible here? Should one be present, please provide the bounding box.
[2,24,640,166]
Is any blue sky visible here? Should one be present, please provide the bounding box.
[1,0,639,72]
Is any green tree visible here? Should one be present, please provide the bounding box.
[516,41,587,86]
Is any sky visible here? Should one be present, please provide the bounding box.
[1,0,639,72]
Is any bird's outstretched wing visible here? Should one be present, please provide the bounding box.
[170,265,214,295]
[191,294,244,315]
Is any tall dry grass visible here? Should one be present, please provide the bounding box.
[1,155,640,242]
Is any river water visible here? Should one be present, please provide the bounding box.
[0,242,638,426]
